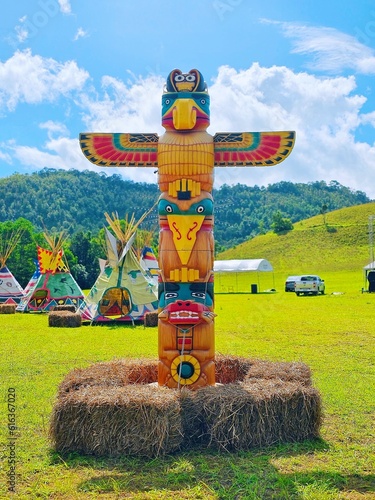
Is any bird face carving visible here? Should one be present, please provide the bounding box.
[162,69,210,131]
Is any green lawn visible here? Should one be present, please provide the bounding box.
[1,270,374,499]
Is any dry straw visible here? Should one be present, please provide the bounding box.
[50,356,322,457]
[0,304,17,314]
[52,305,77,312]
[0,228,24,268]
[48,310,82,328]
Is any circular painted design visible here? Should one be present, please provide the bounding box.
[171,354,201,385]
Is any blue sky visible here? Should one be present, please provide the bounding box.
[1,0,375,196]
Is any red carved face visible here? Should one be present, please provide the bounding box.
[165,300,206,324]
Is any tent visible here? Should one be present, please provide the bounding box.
[214,259,274,292]
[17,232,84,312]
[0,228,25,304]
[214,259,273,272]
[80,212,158,323]
[140,246,159,283]
[363,261,375,292]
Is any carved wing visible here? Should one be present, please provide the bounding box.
[79,133,159,167]
[213,131,295,166]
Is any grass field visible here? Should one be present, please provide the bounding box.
[1,203,375,498]
[1,268,374,499]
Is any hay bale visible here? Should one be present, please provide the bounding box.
[215,354,253,384]
[48,310,82,328]
[50,385,183,457]
[182,380,322,451]
[144,312,158,327]
[58,359,158,396]
[245,360,312,386]
[0,304,16,314]
[52,305,77,312]
[50,355,322,457]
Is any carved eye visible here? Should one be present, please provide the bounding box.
[165,205,173,213]
[196,205,204,213]
[165,292,178,299]
[175,74,184,82]
[165,99,170,105]
[186,74,196,82]
[192,292,205,299]
[200,99,206,105]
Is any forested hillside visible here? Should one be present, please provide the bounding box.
[0,168,370,248]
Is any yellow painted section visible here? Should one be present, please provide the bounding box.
[173,99,197,130]
[167,214,204,265]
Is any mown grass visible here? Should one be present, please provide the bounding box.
[1,203,375,499]
[1,269,374,499]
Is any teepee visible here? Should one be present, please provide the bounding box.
[17,232,84,312]
[80,211,158,323]
[0,229,25,304]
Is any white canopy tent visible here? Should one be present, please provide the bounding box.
[214,259,273,272]
[214,259,274,293]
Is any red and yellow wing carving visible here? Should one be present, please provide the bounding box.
[213,131,295,166]
[79,133,159,167]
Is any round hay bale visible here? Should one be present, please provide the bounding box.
[50,355,322,457]
[48,310,82,328]
[52,305,77,312]
[0,304,16,314]
[144,312,158,327]
[50,385,183,457]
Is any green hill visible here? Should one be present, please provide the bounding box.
[217,202,375,274]
[0,169,370,249]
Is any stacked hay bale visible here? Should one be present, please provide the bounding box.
[0,304,16,314]
[144,312,158,327]
[48,310,82,327]
[50,356,322,457]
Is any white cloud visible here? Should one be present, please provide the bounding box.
[0,49,89,112]
[74,27,88,41]
[209,64,375,194]
[80,73,165,133]
[3,62,375,197]
[263,20,375,75]
[58,0,71,14]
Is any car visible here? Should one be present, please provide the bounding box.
[285,275,301,292]
[294,275,325,296]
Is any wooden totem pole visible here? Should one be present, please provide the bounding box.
[79,68,295,389]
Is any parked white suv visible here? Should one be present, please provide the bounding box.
[294,275,325,296]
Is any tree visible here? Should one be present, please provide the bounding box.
[271,211,294,234]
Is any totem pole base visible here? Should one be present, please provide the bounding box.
[50,355,322,458]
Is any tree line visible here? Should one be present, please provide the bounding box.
[0,169,370,288]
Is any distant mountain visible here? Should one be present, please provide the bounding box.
[0,168,370,249]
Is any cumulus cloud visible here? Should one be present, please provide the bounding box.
[0,49,89,112]
[209,64,375,193]
[263,20,375,74]
[80,73,165,133]
[58,0,71,14]
[2,60,375,196]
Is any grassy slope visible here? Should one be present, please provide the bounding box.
[217,201,375,273]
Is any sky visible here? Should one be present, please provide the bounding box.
[1,0,375,197]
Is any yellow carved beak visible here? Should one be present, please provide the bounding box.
[167,214,204,264]
[173,99,197,130]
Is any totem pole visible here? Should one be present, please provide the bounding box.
[79,69,295,389]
